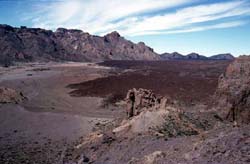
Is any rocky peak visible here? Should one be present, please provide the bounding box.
[0,24,14,31]
[55,28,68,33]
[137,42,145,46]
[104,31,120,39]
[172,52,182,56]
[210,53,234,60]
[0,24,159,65]
[160,52,185,60]
[186,52,207,59]
[187,52,200,57]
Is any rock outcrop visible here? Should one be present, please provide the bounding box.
[113,88,203,136]
[0,87,25,103]
[0,24,159,66]
[216,56,250,124]
[125,88,168,118]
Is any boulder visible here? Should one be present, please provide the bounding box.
[0,87,25,103]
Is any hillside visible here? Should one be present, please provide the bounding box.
[0,24,159,65]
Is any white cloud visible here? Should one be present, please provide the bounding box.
[24,0,250,36]
[132,21,247,36]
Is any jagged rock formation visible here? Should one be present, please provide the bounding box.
[65,88,218,163]
[113,88,203,136]
[0,87,25,103]
[125,88,167,118]
[0,24,159,65]
[0,24,235,66]
[216,56,250,124]
[160,52,235,60]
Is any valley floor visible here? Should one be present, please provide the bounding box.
[1,60,248,164]
[0,62,122,163]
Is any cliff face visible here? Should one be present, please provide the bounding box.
[216,56,250,124]
[0,24,159,65]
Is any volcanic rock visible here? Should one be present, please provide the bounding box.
[113,88,202,136]
[125,88,167,117]
[216,56,250,124]
[0,87,25,103]
[0,24,159,65]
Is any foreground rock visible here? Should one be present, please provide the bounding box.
[117,89,211,136]
[64,89,215,163]
[216,56,250,124]
[0,87,25,103]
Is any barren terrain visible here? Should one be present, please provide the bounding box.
[69,60,231,105]
[1,60,248,164]
[0,62,121,163]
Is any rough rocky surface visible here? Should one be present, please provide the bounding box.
[114,89,209,137]
[69,60,231,105]
[125,88,167,117]
[1,60,249,164]
[61,87,249,164]
[0,87,25,103]
[0,24,159,66]
[62,89,218,164]
[0,24,235,66]
[216,56,250,124]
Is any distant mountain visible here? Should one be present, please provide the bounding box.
[186,52,207,60]
[209,53,234,60]
[0,24,235,66]
[0,24,159,66]
[160,52,186,60]
[160,52,235,60]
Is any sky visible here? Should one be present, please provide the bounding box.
[0,0,249,56]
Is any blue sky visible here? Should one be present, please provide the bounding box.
[0,0,249,56]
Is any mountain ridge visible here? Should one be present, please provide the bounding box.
[0,24,159,66]
[160,52,234,60]
[0,24,235,66]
